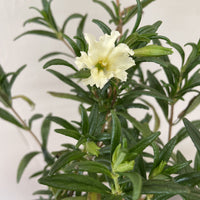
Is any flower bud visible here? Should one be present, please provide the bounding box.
[85,141,100,157]
[134,45,173,57]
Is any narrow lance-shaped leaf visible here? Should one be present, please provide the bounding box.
[131,0,142,33]
[122,172,142,200]
[0,107,24,129]
[47,116,78,131]
[43,58,77,71]
[17,151,40,183]
[93,0,117,24]
[92,19,111,34]
[49,151,85,175]
[14,30,57,41]
[39,174,110,194]
[12,95,35,110]
[48,92,93,105]
[28,113,43,129]
[80,105,89,136]
[39,51,74,61]
[111,110,121,156]
[183,118,200,154]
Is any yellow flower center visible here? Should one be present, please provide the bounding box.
[95,60,109,72]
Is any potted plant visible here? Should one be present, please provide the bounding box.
[1,0,200,199]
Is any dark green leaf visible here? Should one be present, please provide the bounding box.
[39,51,74,61]
[93,0,117,24]
[41,114,51,149]
[49,151,85,175]
[39,174,110,194]
[14,30,57,41]
[111,110,122,156]
[63,34,81,56]
[122,172,142,200]
[12,95,35,109]
[66,160,112,177]
[9,65,26,89]
[183,118,200,154]
[48,92,93,105]
[70,68,91,79]
[80,105,89,136]
[131,0,142,33]
[92,19,111,34]
[43,58,77,71]
[33,189,52,195]
[47,116,78,131]
[0,107,24,128]
[28,114,43,129]
[55,129,81,140]
[23,17,48,27]
[17,151,40,183]
[154,136,177,167]
[88,104,99,136]
[128,132,160,159]
[61,13,83,33]
[174,172,200,186]
[47,69,88,97]
[147,70,168,118]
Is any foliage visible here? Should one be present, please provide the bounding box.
[1,0,200,200]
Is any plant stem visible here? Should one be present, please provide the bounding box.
[168,103,174,141]
[11,107,42,148]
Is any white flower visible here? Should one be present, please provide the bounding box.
[75,31,135,89]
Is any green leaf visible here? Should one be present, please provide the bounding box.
[47,69,88,97]
[176,151,193,174]
[63,34,81,56]
[163,161,192,175]
[80,105,89,136]
[174,172,200,186]
[122,172,142,200]
[154,136,177,167]
[28,114,43,129]
[131,0,142,33]
[178,94,200,121]
[23,17,48,27]
[119,112,152,136]
[183,118,200,154]
[147,70,168,118]
[70,68,91,79]
[39,51,74,61]
[142,180,200,197]
[0,107,24,128]
[17,151,40,183]
[61,13,83,33]
[12,95,35,110]
[55,129,81,140]
[41,114,51,149]
[93,0,117,24]
[14,30,57,41]
[43,58,77,71]
[195,152,200,172]
[66,160,112,177]
[88,104,99,136]
[47,116,78,131]
[49,151,85,175]
[92,19,111,34]
[128,132,160,159]
[48,92,93,105]
[39,174,110,194]
[111,110,122,156]
[9,65,26,89]
[33,189,52,195]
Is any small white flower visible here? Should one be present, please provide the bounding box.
[75,31,135,89]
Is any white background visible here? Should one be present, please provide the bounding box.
[0,0,200,199]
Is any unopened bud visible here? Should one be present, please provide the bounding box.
[134,45,173,57]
